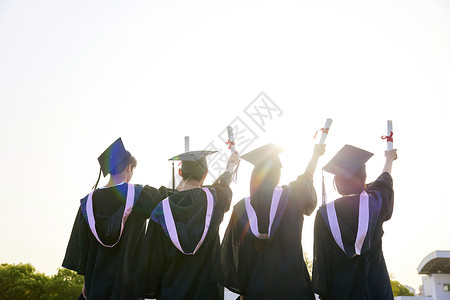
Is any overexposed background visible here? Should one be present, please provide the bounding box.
[1,0,450,292]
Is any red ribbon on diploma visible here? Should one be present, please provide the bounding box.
[314,128,329,139]
[381,132,394,142]
[226,140,235,150]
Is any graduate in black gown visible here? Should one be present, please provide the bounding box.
[312,145,398,300]
[62,138,169,300]
[136,150,240,300]
[214,143,325,300]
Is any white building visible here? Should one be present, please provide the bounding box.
[396,250,450,300]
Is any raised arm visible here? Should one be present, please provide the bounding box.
[214,151,240,185]
[305,144,326,176]
[226,151,240,173]
[210,152,240,213]
[288,144,325,216]
[382,149,398,174]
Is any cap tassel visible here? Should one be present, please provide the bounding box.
[322,169,327,206]
[92,168,102,190]
[231,161,240,183]
[172,161,175,190]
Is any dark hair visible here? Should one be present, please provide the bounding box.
[334,165,366,195]
[110,152,137,175]
[181,161,207,181]
[250,161,281,197]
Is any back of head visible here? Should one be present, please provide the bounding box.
[181,158,208,181]
[110,152,137,175]
[250,161,281,197]
[241,143,284,197]
[334,165,366,195]
[323,144,372,196]
[168,151,217,187]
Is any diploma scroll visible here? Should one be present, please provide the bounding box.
[386,120,393,150]
[226,126,235,153]
[185,136,190,152]
[319,118,333,145]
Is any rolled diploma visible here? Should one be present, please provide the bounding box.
[319,118,333,145]
[387,120,393,150]
[227,126,235,152]
[185,136,190,152]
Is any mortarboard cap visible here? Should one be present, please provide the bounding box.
[241,143,284,168]
[169,150,217,177]
[98,138,130,177]
[168,150,217,163]
[323,144,373,179]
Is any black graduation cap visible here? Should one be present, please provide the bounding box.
[168,150,217,163]
[168,151,217,187]
[241,143,284,168]
[323,144,373,179]
[97,138,130,177]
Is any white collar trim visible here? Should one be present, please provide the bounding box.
[162,187,214,255]
[326,191,369,256]
[86,183,135,247]
[244,186,283,239]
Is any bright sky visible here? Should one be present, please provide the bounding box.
[1,0,450,292]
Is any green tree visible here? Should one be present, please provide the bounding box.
[391,280,414,296]
[41,268,83,300]
[0,263,48,300]
[304,252,313,278]
[0,263,83,300]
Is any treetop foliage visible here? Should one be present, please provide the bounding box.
[0,263,83,300]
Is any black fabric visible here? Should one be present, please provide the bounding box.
[136,172,233,300]
[213,173,317,300]
[62,183,169,300]
[312,172,394,300]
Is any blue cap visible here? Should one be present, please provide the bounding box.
[97,138,130,176]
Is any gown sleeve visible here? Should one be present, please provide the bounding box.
[62,207,90,275]
[288,172,318,216]
[312,211,329,298]
[135,219,166,299]
[366,172,394,221]
[210,171,233,213]
[135,185,170,218]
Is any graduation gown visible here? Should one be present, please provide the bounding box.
[312,172,394,300]
[62,183,169,300]
[136,172,233,300]
[213,173,317,300]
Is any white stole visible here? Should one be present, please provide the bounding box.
[244,186,283,239]
[86,183,135,248]
[162,188,214,255]
[326,191,369,256]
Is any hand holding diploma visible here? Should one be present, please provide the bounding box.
[382,149,397,175]
[226,126,239,182]
[308,118,331,175]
